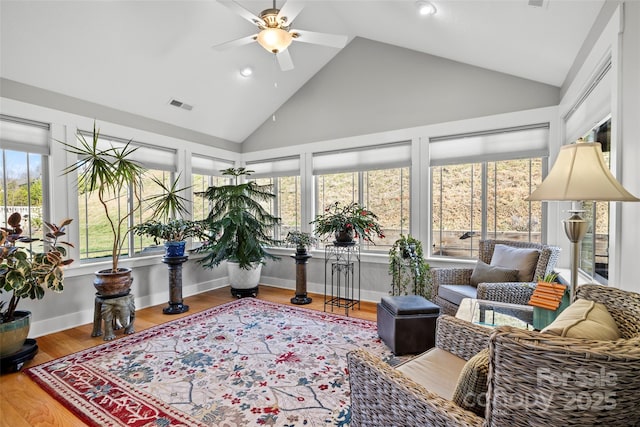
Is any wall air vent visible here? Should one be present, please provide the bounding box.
[168,98,193,111]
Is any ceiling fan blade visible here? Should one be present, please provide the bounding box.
[277,1,305,26]
[218,0,265,26]
[290,29,348,49]
[277,49,294,71]
[212,34,257,51]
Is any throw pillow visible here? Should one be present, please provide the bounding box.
[490,244,540,282]
[470,260,519,286]
[452,348,490,417]
[541,298,621,340]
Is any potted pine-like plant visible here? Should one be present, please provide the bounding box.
[60,122,145,296]
[0,212,74,359]
[195,167,281,297]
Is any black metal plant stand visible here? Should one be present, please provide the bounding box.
[161,255,189,314]
[291,249,312,305]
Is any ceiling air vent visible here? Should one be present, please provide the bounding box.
[168,98,193,111]
[528,0,545,7]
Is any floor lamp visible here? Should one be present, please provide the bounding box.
[527,140,639,302]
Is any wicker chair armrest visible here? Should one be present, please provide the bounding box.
[476,282,536,305]
[348,349,484,427]
[486,327,640,426]
[435,315,493,360]
[432,268,474,285]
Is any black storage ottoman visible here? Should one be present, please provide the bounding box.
[377,295,440,355]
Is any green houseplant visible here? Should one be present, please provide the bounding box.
[0,212,74,357]
[60,122,145,296]
[131,173,204,257]
[310,201,385,245]
[388,235,431,299]
[285,230,317,253]
[196,167,281,297]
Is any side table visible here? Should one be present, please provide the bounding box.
[324,243,360,315]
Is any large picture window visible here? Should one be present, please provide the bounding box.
[76,131,177,261]
[579,117,611,282]
[430,125,548,259]
[191,155,235,222]
[0,116,49,249]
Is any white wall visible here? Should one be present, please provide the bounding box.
[242,37,560,152]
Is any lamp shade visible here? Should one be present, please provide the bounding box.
[256,28,293,53]
[527,141,639,202]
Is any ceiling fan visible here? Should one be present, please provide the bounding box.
[213,0,348,71]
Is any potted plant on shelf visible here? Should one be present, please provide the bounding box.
[285,230,317,255]
[132,173,203,258]
[0,212,74,360]
[195,167,281,298]
[388,234,431,299]
[60,122,145,296]
[310,201,384,245]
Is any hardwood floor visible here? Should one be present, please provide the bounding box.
[0,286,378,427]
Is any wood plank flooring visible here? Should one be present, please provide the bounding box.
[0,286,378,427]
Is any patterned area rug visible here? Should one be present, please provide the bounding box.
[26,298,396,426]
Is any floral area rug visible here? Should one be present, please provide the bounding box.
[25,298,396,426]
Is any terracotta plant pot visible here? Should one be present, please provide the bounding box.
[94,268,133,296]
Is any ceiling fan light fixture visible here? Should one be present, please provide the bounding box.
[416,0,437,16]
[256,27,293,53]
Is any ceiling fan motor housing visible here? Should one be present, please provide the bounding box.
[259,8,289,30]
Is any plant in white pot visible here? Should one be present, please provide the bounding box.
[60,123,145,296]
[195,167,281,297]
[0,212,74,359]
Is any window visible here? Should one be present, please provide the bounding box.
[191,155,235,222]
[579,117,611,282]
[0,115,49,249]
[313,143,411,251]
[76,131,176,261]
[430,125,548,259]
[246,157,301,241]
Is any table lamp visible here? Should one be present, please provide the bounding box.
[526,140,639,302]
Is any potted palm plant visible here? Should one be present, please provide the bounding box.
[0,212,74,359]
[196,167,281,297]
[132,173,204,257]
[60,122,145,296]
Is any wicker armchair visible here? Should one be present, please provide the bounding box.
[433,239,561,320]
[348,284,640,427]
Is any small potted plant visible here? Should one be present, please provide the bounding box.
[310,201,385,245]
[285,230,317,255]
[0,212,74,358]
[388,235,431,298]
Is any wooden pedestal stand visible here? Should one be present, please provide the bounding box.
[291,249,312,305]
[161,255,189,314]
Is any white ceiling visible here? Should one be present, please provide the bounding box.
[0,0,604,144]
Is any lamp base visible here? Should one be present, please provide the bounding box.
[563,210,588,303]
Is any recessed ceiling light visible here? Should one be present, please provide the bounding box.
[239,66,253,77]
[416,1,437,16]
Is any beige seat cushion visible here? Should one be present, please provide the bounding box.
[452,348,490,417]
[397,347,467,400]
[541,298,621,340]
[470,260,519,286]
[490,244,540,282]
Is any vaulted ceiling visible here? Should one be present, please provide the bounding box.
[0,0,604,144]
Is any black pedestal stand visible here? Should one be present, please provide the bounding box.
[161,255,189,314]
[0,339,38,373]
[291,250,312,305]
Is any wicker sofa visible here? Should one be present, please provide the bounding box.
[348,284,640,426]
[433,239,561,322]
